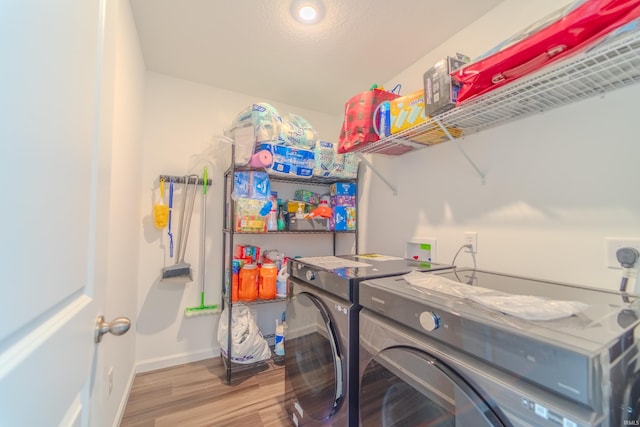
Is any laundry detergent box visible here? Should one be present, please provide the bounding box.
[331,206,356,231]
[256,143,314,178]
[330,182,356,196]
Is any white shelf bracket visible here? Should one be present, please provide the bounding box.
[434,118,486,185]
[355,152,397,195]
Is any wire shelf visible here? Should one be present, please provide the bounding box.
[356,30,640,155]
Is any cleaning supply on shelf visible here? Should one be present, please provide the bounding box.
[239,263,258,301]
[274,319,285,356]
[276,263,288,298]
[310,200,332,219]
[277,201,286,231]
[185,168,218,316]
[267,192,278,231]
[231,259,242,302]
[153,178,169,229]
[259,263,277,300]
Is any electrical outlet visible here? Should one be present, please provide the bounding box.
[107,367,113,395]
[464,232,478,253]
[605,238,640,269]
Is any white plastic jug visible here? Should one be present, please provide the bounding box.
[274,320,285,356]
[276,265,288,298]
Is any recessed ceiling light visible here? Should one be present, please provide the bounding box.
[291,0,324,25]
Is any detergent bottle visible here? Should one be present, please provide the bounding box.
[276,263,289,298]
[238,264,258,301]
[274,319,285,356]
[259,263,277,300]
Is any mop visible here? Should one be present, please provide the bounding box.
[185,167,218,316]
[162,175,198,281]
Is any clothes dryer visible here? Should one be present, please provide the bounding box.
[284,254,453,426]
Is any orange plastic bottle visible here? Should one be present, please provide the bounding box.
[231,259,242,302]
[259,263,277,300]
[239,264,258,301]
[231,273,239,303]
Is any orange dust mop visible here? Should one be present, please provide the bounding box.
[185,168,218,316]
[153,178,169,229]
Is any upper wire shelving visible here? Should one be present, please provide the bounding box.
[356,30,640,157]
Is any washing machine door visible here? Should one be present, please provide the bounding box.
[360,347,507,427]
[285,291,345,422]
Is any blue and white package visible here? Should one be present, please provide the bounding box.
[256,143,314,178]
[232,171,271,200]
[313,141,336,177]
[232,171,251,199]
[250,171,271,199]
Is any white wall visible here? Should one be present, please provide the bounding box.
[135,73,343,371]
[104,0,146,423]
[133,0,640,371]
[359,0,640,291]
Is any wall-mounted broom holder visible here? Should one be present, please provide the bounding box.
[159,174,212,186]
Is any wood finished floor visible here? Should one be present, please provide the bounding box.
[120,357,291,427]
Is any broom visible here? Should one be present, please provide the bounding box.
[162,175,198,282]
[185,167,218,316]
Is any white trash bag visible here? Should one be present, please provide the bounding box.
[217,305,272,364]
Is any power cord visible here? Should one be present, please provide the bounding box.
[451,244,477,284]
[617,247,639,303]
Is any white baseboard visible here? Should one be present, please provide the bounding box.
[135,347,221,374]
[113,364,136,427]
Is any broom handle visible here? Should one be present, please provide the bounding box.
[201,168,208,298]
[175,177,189,263]
[179,175,199,262]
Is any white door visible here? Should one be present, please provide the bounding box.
[0,0,120,425]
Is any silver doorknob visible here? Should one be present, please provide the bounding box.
[95,315,131,343]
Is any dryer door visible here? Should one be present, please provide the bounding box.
[360,347,507,427]
[285,291,345,422]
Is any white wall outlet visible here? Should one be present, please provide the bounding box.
[407,239,437,262]
[464,232,478,253]
[605,238,640,269]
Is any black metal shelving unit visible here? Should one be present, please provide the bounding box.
[220,144,358,384]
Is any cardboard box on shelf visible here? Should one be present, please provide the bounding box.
[330,182,356,196]
[423,55,469,117]
[378,90,428,137]
[332,206,356,231]
[330,195,356,208]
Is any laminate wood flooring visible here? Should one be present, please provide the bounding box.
[120,357,291,427]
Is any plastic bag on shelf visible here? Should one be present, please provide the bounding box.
[217,306,272,364]
[231,103,318,152]
[231,171,271,200]
[337,85,401,154]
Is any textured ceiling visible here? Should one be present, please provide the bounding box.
[130,0,505,115]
